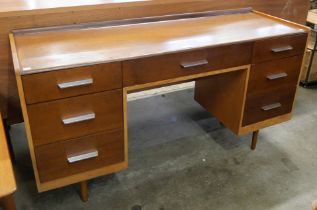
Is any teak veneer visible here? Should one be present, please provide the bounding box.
[12,10,306,73]
[9,8,309,199]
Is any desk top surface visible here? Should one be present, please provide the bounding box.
[0,113,16,197]
[11,11,306,75]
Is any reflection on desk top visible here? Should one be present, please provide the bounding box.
[11,10,307,75]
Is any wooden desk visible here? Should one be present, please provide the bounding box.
[9,8,309,200]
[0,0,310,124]
[0,112,17,210]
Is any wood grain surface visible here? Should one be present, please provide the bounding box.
[123,43,251,87]
[252,34,307,63]
[22,63,122,104]
[13,13,304,74]
[243,85,297,126]
[194,69,249,133]
[35,129,124,182]
[248,55,304,94]
[27,90,123,146]
[0,0,310,21]
[0,113,16,197]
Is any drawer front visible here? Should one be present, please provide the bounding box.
[28,90,123,146]
[22,63,122,104]
[123,43,252,86]
[248,55,303,94]
[243,85,297,126]
[252,34,307,63]
[35,129,124,182]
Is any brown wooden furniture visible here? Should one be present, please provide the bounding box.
[313,200,317,210]
[0,112,17,210]
[0,0,310,124]
[9,8,309,200]
[301,9,317,86]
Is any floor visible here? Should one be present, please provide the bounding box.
[7,85,317,210]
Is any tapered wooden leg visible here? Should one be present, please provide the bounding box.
[251,130,259,150]
[2,194,16,210]
[79,181,88,202]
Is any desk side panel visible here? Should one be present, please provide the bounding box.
[194,68,249,134]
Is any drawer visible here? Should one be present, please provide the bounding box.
[35,129,124,182]
[123,43,252,86]
[22,63,122,104]
[252,34,307,63]
[243,85,297,126]
[28,90,123,146]
[248,55,303,94]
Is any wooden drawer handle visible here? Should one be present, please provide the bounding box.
[266,72,288,80]
[58,78,93,89]
[261,103,282,111]
[67,150,99,163]
[62,113,95,125]
[180,60,208,69]
[271,46,293,53]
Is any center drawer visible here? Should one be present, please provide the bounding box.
[123,43,252,87]
[35,129,125,182]
[27,89,123,146]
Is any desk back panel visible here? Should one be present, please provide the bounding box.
[0,0,310,123]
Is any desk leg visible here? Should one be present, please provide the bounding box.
[251,130,259,150]
[2,194,16,210]
[79,181,88,202]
